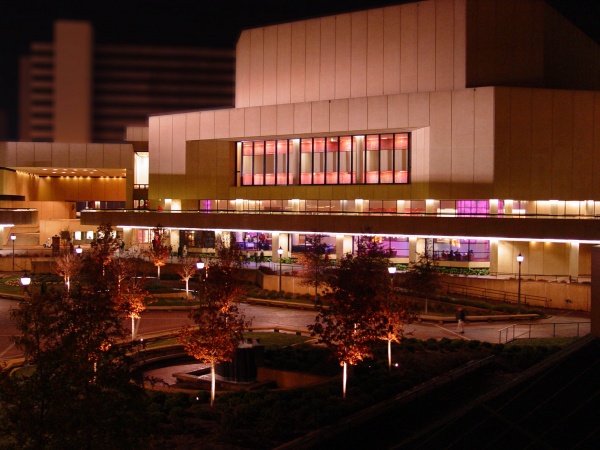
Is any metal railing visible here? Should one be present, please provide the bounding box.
[444,282,550,308]
[498,322,591,344]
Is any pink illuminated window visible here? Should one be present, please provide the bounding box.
[237,133,409,186]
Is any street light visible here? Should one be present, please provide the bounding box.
[278,246,283,294]
[10,233,16,274]
[196,258,205,284]
[516,252,524,314]
[20,271,31,293]
[75,245,83,255]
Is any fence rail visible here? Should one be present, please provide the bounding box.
[445,282,550,308]
[498,322,591,344]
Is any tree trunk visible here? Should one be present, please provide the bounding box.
[210,362,216,407]
[342,362,347,399]
[186,280,189,297]
[388,339,392,372]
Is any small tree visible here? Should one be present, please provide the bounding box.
[0,285,149,448]
[146,224,170,283]
[297,233,332,304]
[380,293,415,372]
[178,238,249,406]
[402,252,441,314]
[108,254,149,340]
[309,236,390,398]
[176,256,199,298]
[53,252,82,293]
[89,223,120,277]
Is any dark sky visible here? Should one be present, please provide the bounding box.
[1,0,599,139]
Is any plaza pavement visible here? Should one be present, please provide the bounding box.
[0,295,591,365]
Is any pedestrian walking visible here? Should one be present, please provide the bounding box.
[456,307,466,333]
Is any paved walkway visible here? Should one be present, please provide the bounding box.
[0,297,591,364]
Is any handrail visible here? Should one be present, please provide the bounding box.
[444,282,550,308]
[80,208,600,220]
[498,321,591,344]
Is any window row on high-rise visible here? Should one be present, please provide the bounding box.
[236,133,410,186]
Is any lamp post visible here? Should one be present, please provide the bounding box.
[516,252,524,314]
[20,271,31,293]
[75,245,83,256]
[278,246,283,294]
[10,233,16,274]
[196,258,205,281]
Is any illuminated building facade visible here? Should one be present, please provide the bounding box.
[2,0,600,288]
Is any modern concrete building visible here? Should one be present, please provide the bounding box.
[19,20,235,143]
[2,0,600,322]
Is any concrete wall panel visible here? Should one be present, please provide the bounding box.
[214,109,230,139]
[256,105,276,137]
[235,31,251,108]
[348,97,368,132]
[509,89,532,200]
[335,13,352,100]
[200,111,215,140]
[367,95,388,130]
[366,8,384,97]
[383,6,401,95]
[249,28,265,107]
[551,90,574,199]
[69,143,86,168]
[305,19,321,102]
[417,0,436,92]
[290,21,307,104]
[293,103,312,134]
[320,16,336,101]
[473,88,495,197]
[263,26,278,106]
[388,94,409,129]
[244,107,261,138]
[276,24,292,105]
[400,2,419,93]
[311,101,330,134]
[594,93,600,199]
[51,143,69,168]
[530,89,553,200]
[350,11,368,99]
[185,112,200,141]
[330,99,350,133]
[436,0,455,91]
[429,91,452,197]
[451,89,475,198]
[276,104,294,135]
[453,0,467,89]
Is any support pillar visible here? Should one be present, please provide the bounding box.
[568,242,580,281]
[489,240,499,274]
[122,227,133,249]
[273,233,288,260]
[409,237,419,264]
[590,246,600,337]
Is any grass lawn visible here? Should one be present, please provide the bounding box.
[142,331,310,351]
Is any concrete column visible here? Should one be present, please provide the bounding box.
[272,232,288,260]
[569,242,580,281]
[336,234,345,261]
[490,199,498,215]
[489,239,499,274]
[409,237,418,263]
[590,246,600,337]
[122,227,133,248]
[336,234,354,260]
[170,230,180,253]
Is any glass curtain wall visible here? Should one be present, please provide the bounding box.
[239,133,409,186]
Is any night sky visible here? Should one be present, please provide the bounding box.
[1,0,599,139]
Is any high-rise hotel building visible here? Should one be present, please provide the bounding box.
[18,20,235,143]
